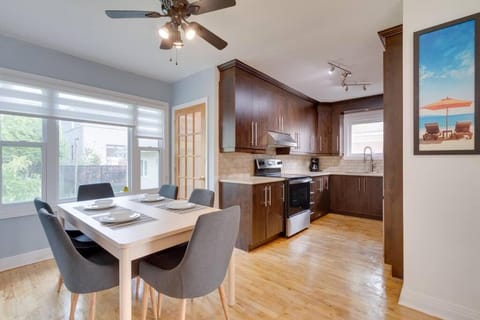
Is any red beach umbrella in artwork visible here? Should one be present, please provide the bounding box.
[421,97,472,131]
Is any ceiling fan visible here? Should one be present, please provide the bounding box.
[105,0,236,51]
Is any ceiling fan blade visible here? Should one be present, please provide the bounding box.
[160,38,173,50]
[189,22,228,50]
[188,0,236,15]
[105,10,165,19]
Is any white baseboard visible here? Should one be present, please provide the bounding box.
[0,248,53,272]
[400,286,480,320]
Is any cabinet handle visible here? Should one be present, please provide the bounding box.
[336,136,339,153]
[264,186,268,207]
[269,186,272,206]
[281,117,284,131]
[325,178,329,190]
[255,122,258,146]
[358,178,361,192]
[251,122,254,146]
[319,135,322,151]
[281,184,285,202]
[363,177,366,193]
[320,178,323,192]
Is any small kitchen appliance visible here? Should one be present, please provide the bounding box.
[309,158,320,172]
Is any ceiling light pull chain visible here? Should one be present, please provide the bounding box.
[175,47,178,66]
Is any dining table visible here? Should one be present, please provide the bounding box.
[58,194,236,320]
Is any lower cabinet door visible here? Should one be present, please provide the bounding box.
[252,184,268,247]
[266,182,284,238]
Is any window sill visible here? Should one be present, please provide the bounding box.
[0,210,36,220]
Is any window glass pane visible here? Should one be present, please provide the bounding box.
[2,146,42,204]
[58,121,129,199]
[140,150,159,190]
[351,121,384,154]
[0,114,43,142]
[138,138,159,148]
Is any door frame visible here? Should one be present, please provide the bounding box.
[171,98,209,190]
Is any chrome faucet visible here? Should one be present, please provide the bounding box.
[363,146,375,172]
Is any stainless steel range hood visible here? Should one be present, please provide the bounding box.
[267,131,297,148]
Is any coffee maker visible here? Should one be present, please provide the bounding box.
[309,158,320,172]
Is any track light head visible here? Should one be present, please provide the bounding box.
[328,65,335,74]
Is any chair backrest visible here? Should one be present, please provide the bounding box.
[159,184,178,199]
[175,206,240,298]
[34,197,54,214]
[36,207,88,292]
[455,121,471,133]
[188,189,214,207]
[425,122,440,134]
[77,183,114,201]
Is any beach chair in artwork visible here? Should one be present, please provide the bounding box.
[453,121,473,139]
[422,122,442,141]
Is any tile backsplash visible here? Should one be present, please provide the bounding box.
[218,152,383,179]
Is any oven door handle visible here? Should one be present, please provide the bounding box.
[289,178,313,185]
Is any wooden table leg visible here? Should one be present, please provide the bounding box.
[227,251,235,306]
[119,250,132,320]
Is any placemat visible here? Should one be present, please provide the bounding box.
[74,204,127,216]
[156,203,206,214]
[91,212,156,229]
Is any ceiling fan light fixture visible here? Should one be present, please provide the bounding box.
[185,27,196,40]
[172,29,183,48]
[158,24,170,39]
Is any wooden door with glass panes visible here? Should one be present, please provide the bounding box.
[175,103,206,199]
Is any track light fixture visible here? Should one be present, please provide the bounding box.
[328,62,371,92]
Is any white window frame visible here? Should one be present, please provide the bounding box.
[343,109,383,160]
[0,68,169,219]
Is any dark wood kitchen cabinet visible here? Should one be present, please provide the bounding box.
[219,181,285,251]
[329,175,383,220]
[310,176,330,220]
[218,59,318,155]
[317,104,332,154]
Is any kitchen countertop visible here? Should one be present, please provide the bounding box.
[219,176,285,185]
[219,171,383,185]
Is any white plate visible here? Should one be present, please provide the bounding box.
[140,195,165,202]
[99,212,141,224]
[83,203,116,210]
[166,200,196,210]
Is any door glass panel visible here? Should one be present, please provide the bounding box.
[187,156,194,177]
[187,113,193,134]
[194,112,202,133]
[179,115,185,134]
[194,156,204,178]
[179,136,185,155]
[194,134,202,155]
[179,156,185,177]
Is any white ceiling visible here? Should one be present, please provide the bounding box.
[0,0,402,102]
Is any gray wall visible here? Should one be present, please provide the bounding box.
[0,34,172,260]
[170,67,218,192]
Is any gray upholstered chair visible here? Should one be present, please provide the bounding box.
[159,184,178,199]
[139,206,240,320]
[188,188,215,207]
[77,182,115,201]
[37,207,121,320]
[34,198,101,293]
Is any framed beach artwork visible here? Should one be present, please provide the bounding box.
[414,13,480,154]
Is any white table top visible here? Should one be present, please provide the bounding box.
[58,194,218,253]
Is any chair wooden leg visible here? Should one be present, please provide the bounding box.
[179,299,187,320]
[218,285,229,320]
[57,274,63,293]
[69,293,79,320]
[135,276,141,299]
[157,293,163,319]
[88,293,96,320]
[149,286,158,320]
[141,283,149,320]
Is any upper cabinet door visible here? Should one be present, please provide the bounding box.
[234,70,255,150]
[317,105,332,154]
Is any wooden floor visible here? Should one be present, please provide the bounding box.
[0,214,437,320]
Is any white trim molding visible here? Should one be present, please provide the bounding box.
[0,247,53,272]
[400,287,480,320]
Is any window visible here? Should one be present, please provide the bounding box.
[58,121,129,199]
[0,114,44,204]
[343,110,383,159]
[0,70,168,217]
